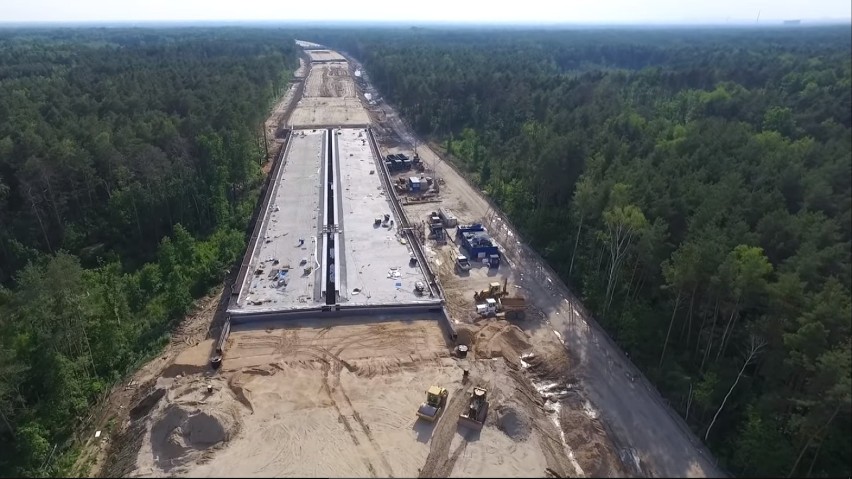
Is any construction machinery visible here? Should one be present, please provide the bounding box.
[455,255,471,273]
[475,296,527,320]
[476,298,499,317]
[473,278,512,302]
[458,387,488,430]
[417,386,449,422]
[473,281,506,303]
[498,296,527,320]
[474,278,527,320]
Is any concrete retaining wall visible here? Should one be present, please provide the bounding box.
[231,130,293,309]
[229,301,444,325]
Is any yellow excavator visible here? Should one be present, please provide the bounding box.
[416,386,449,422]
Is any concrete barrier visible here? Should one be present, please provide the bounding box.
[231,130,293,310]
[228,301,444,325]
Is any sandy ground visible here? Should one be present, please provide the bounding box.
[360,69,724,476]
[260,57,310,175]
[304,63,356,98]
[114,317,600,478]
[290,62,369,127]
[306,50,346,62]
[72,289,227,477]
[289,97,370,127]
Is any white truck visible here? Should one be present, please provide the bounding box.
[475,296,527,320]
[456,255,472,273]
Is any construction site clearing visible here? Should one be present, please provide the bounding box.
[113,315,627,478]
[305,49,346,63]
[289,62,370,128]
[90,44,719,479]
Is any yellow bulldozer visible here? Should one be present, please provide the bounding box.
[458,386,488,430]
[416,386,449,422]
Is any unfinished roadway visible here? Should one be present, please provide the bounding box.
[103,43,722,479]
[228,126,442,320]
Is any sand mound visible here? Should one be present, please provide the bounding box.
[469,321,532,367]
[150,404,239,469]
[501,325,532,354]
[130,388,166,421]
[161,339,215,378]
[560,398,627,477]
[495,405,532,441]
[524,343,573,381]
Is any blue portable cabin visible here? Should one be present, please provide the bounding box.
[456,224,500,264]
[408,176,422,192]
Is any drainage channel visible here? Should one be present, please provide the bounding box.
[325,127,337,305]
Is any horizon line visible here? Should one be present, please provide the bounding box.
[0,18,851,28]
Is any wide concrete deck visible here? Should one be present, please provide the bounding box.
[231,130,325,313]
[335,128,431,306]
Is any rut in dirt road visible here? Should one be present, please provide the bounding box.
[323,359,395,478]
[418,387,471,478]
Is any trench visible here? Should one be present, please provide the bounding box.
[325,128,337,305]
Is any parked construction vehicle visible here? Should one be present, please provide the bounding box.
[473,279,509,302]
[475,296,527,320]
[498,296,527,320]
[456,255,471,273]
[474,278,527,320]
[416,386,449,422]
[458,387,488,430]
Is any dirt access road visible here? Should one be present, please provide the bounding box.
[289,60,370,127]
[347,51,724,477]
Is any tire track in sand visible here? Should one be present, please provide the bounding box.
[322,357,394,477]
[418,387,469,478]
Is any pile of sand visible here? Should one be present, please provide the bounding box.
[457,321,532,367]
[559,396,628,477]
[150,404,240,469]
[161,339,215,378]
[494,405,532,441]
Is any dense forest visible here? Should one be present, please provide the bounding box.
[302,27,852,477]
[0,25,849,478]
[0,28,298,475]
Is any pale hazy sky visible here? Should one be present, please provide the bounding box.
[1,0,850,24]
